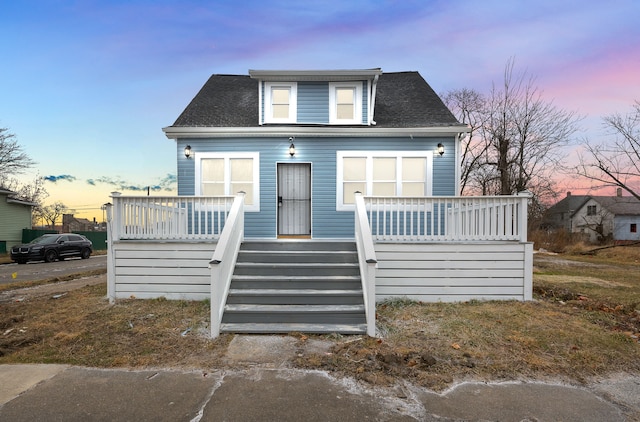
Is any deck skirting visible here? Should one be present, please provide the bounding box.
[374,242,533,302]
[109,241,217,300]
[108,240,533,302]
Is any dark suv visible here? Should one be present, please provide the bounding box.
[10,233,93,264]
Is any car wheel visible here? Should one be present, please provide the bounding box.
[44,250,57,263]
[81,248,91,259]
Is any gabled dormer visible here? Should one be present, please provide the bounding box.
[249,69,382,126]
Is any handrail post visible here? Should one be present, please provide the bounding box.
[355,193,378,337]
[210,193,245,339]
[105,195,117,303]
[517,191,532,242]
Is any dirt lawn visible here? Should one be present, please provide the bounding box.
[1,249,639,392]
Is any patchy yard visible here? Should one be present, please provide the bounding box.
[1,248,639,392]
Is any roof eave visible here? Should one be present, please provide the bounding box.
[7,198,37,207]
[163,125,470,139]
[248,68,383,82]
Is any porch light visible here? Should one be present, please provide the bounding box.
[184,145,192,158]
[437,143,444,156]
[289,137,296,156]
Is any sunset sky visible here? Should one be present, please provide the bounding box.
[1,0,639,222]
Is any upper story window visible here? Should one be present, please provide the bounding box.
[264,82,297,123]
[329,82,362,124]
[587,205,597,216]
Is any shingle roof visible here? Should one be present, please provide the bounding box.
[373,72,459,127]
[548,195,591,216]
[548,194,640,217]
[172,75,258,127]
[590,196,640,216]
[170,71,460,128]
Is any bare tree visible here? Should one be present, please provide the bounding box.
[442,88,489,194]
[0,127,36,179]
[482,59,580,200]
[444,60,580,202]
[576,102,640,200]
[39,201,69,229]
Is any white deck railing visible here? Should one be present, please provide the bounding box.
[354,194,377,337]
[364,192,531,242]
[109,193,236,241]
[210,194,245,339]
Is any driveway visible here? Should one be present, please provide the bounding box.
[0,255,107,285]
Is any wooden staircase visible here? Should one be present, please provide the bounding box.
[220,241,367,334]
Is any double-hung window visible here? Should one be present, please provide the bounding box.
[587,205,597,216]
[264,82,297,123]
[196,152,260,211]
[337,151,433,210]
[329,82,362,124]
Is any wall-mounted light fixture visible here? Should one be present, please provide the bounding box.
[289,137,296,156]
[437,143,444,156]
[184,145,192,158]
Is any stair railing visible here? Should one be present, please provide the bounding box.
[209,193,245,338]
[354,193,378,337]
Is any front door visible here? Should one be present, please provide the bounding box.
[277,163,311,237]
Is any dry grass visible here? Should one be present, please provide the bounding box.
[1,246,639,392]
[0,283,231,368]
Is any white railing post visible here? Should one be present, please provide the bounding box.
[105,195,118,303]
[210,193,245,339]
[355,193,377,337]
[517,191,532,242]
[110,192,122,241]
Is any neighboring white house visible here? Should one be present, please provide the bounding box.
[545,190,640,242]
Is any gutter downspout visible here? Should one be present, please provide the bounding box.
[369,74,379,125]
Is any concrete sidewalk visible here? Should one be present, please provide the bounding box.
[1,335,639,421]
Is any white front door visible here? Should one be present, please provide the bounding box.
[277,163,311,237]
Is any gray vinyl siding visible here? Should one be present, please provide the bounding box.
[259,81,369,125]
[361,80,368,124]
[297,82,329,123]
[177,137,456,239]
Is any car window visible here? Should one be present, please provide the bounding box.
[30,235,59,245]
[59,235,70,242]
[69,235,83,242]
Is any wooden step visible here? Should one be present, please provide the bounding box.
[226,288,364,305]
[221,241,366,334]
[225,304,365,313]
[220,322,367,334]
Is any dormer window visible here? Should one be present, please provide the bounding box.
[329,82,362,124]
[250,69,381,126]
[264,82,297,123]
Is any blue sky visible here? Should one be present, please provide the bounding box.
[1,0,639,220]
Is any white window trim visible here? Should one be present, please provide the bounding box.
[336,151,433,211]
[264,82,297,124]
[195,152,260,212]
[329,82,362,125]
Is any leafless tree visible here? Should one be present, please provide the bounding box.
[442,88,489,194]
[444,59,581,203]
[576,101,640,201]
[39,201,69,229]
[0,127,35,180]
